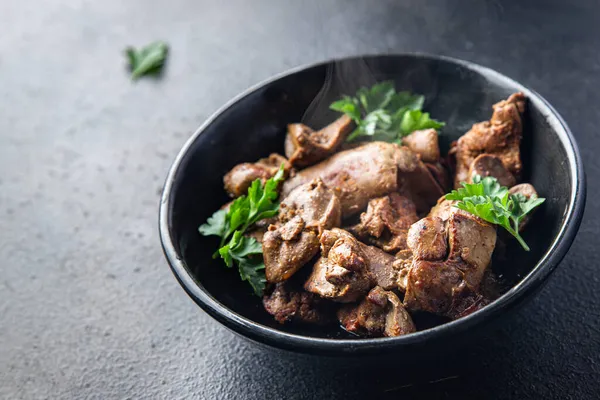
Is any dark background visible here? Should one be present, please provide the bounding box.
[1,1,598,399]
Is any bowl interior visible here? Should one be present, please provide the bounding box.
[165,55,573,339]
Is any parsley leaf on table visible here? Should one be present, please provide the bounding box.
[125,41,169,80]
[445,175,545,251]
[199,165,286,296]
[329,81,444,143]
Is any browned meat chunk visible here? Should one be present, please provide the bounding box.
[402,129,440,163]
[403,208,497,319]
[283,142,443,216]
[319,228,400,291]
[393,249,413,292]
[285,115,354,168]
[428,197,457,222]
[263,216,320,283]
[338,286,416,337]
[304,230,374,302]
[263,179,342,283]
[263,282,332,325]
[407,217,448,261]
[403,260,483,319]
[279,178,342,235]
[468,154,516,187]
[394,146,445,213]
[426,162,451,193]
[283,142,399,216]
[350,193,419,253]
[361,241,398,291]
[509,182,537,199]
[451,93,526,188]
[223,154,291,198]
[447,211,497,287]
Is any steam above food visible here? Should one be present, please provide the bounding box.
[200,84,545,338]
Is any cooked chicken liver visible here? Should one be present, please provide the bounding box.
[338,286,416,337]
[350,193,419,253]
[402,129,441,163]
[263,217,320,283]
[317,228,400,291]
[304,229,374,302]
[263,282,332,324]
[403,207,497,318]
[406,217,448,261]
[468,153,516,187]
[283,142,443,216]
[450,93,526,188]
[285,115,354,168]
[282,142,400,216]
[263,179,342,283]
[223,153,291,198]
[279,178,342,235]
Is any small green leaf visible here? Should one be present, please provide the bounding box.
[125,41,169,80]
[330,97,361,122]
[199,209,227,237]
[230,236,263,260]
[238,258,267,296]
[218,244,233,267]
[447,175,545,251]
[400,110,445,134]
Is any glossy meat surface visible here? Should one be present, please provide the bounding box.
[279,178,342,235]
[350,193,419,253]
[338,286,416,337]
[319,228,400,291]
[304,230,374,302]
[285,115,354,167]
[263,217,320,283]
[402,128,441,163]
[263,282,332,324]
[223,153,291,198]
[451,93,526,188]
[263,179,341,283]
[282,142,400,216]
[403,207,497,318]
[468,153,516,187]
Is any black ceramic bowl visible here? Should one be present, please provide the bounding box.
[159,54,585,357]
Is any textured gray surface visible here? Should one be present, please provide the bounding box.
[1,0,599,399]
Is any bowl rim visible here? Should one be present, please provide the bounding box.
[159,52,586,355]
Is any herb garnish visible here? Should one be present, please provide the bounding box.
[445,175,545,251]
[329,81,445,143]
[125,41,169,80]
[199,165,286,295]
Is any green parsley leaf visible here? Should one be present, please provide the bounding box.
[238,258,267,296]
[229,233,263,260]
[399,110,445,134]
[330,97,361,122]
[445,175,545,251]
[198,209,227,237]
[199,164,286,296]
[330,81,444,143]
[125,41,169,80]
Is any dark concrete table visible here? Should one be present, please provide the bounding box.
[1,1,598,398]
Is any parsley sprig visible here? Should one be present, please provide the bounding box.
[125,41,169,80]
[445,175,545,251]
[329,81,445,143]
[199,165,285,295]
